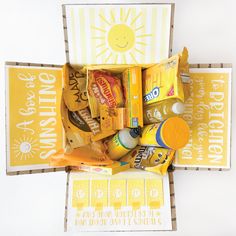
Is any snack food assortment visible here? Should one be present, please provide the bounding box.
[50,48,191,176]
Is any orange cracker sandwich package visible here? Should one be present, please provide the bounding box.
[87,70,124,118]
[63,63,88,111]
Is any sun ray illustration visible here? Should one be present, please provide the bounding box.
[120,8,124,22]
[122,54,127,64]
[129,52,138,64]
[124,9,131,23]
[92,36,106,40]
[114,54,118,64]
[12,137,39,161]
[104,52,113,63]
[135,25,145,32]
[131,12,142,25]
[96,42,106,49]
[110,10,115,23]
[96,48,109,58]
[91,25,106,33]
[99,13,112,26]
[134,47,145,55]
[136,34,153,38]
[91,8,152,64]
[136,41,147,46]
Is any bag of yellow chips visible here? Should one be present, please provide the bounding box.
[63,63,88,111]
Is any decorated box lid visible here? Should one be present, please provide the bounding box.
[62,3,174,65]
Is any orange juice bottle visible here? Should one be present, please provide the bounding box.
[143,99,185,125]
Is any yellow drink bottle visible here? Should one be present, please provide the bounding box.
[143,98,185,124]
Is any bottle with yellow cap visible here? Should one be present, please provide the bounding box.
[139,117,190,150]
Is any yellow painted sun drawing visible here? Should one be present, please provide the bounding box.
[12,136,39,160]
[91,8,152,64]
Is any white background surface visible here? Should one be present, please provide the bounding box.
[0,0,235,235]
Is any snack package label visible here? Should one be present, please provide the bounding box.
[174,68,231,169]
[107,132,131,159]
[6,66,64,171]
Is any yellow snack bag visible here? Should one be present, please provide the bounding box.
[87,70,124,118]
[120,146,175,175]
[61,102,115,149]
[142,47,190,106]
[50,141,114,167]
[63,63,88,111]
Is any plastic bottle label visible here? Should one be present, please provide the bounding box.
[107,133,131,160]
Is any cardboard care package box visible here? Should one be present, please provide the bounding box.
[5,3,232,232]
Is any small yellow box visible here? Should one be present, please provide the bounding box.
[122,67,143,128]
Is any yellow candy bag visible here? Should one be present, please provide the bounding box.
[63,63,88,111]
[120,146,175,175]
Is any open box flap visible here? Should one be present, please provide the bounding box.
[173,63,232,171]
[64,170,176,232]
[62,3,174,66]
[5,62,65,175]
